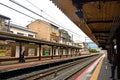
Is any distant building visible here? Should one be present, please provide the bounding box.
[27,20,59,56]
[59,29,72,45]
[0,15,12,57]
[50,24,59,42]
[83,42,89,51]
[9,23,36,38]
[0,14,10,32]
[74,40,83,47]
[0,23,37,57]
[27,20,59,42]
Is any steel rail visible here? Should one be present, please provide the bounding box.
[22,55,100,80]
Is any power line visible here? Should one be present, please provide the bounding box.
[26,0,64,27]
[10,0,64,28]
[10,0,85,38]
[0,0,87,41]
[0,0,80,39]
[0,2,36,20]
[26,0,86,38]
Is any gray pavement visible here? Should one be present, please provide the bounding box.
[98,54,117,80]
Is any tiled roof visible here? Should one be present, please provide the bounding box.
[0,14,10,20]
[9,23,37,34]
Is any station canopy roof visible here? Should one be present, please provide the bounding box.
[51,0,120,49]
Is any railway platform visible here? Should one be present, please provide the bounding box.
[1,53,116,80]
[97,55,117,80]
[76,53,118,80]
[0,55,89,71]
[0,54,103,80]
[91,53,118,80]
[0,56,77,71]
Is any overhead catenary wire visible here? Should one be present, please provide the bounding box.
[25,0,59,23]
[25,0,67,28]
[29,0,86,38]
[9,0,67,28]
[10,0,87,39]
[25,0,83,36]
[25,0,68,29]
[0,1,84,41]
[0,2,36,20]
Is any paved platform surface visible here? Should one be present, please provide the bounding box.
[0,55,92,72]
[75,53,104,80]
[98,54,117,80]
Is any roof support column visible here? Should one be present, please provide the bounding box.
[39,44,41,60]
[106,44,111,62]
[61,47,63,58]
[116,32,120,79]
[110,41,114,54]
[19,42,22,62]
[19,42,25,63]
[77,49,79,56]
[51,45,54,59]
[75,49,77,56]
[66,47,68,57]
[57,47,60,57]
[59,47,62,58]
[71,49,73,57]
[79,49,81,56]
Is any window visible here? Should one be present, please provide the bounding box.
[17,32,24,36]
[28,48,35,56]
[9,31,13,33]
[28,34,34,38]
[43,48,50,56]
[53,27,57,33]
[0,46,11,57]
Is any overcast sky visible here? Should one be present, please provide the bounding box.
[0,0,94,42]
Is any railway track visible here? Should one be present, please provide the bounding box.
[10,55,100,80]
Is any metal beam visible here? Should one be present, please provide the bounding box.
[96,36,108,39]
[72,0,118,3]
[94,34,110,38]
[98,39,106,42]
[86,20,113,24]
[95,35,109,38]
[96,38,108,40]
[92,31,110,33]
[99,42,106,44]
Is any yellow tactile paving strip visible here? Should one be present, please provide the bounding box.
[90,54,105,80]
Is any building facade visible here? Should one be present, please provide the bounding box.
[0,14,10,32]
[59,29,72,45]
[0,15,11,57]
[9,24,37,57]
[9,23,36,38]
[0,23,37,57]
[83,42,89,51]
[28,20,59,42]
[0,16,80,59]
[28,20,59,56]
[0,14,37,57]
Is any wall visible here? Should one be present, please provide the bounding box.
[0,18,8,31]
[28,20,51,41]
[10,27,36,38]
